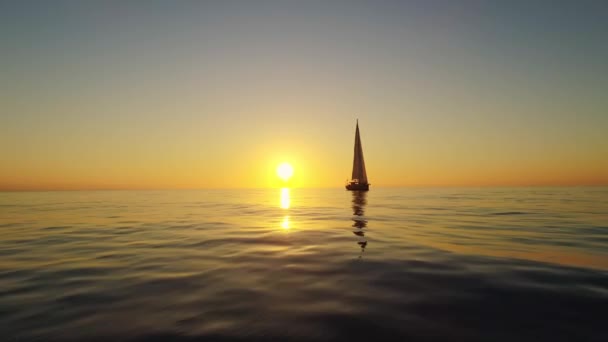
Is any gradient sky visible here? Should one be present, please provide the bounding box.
[1,1,607,190]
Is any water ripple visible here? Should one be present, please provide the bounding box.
[0,188,607,341]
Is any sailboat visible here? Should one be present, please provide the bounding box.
[346,120,370,191]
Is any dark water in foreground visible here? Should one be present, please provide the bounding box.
[1,187,607,341]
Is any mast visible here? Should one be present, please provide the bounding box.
[351,120,368,184]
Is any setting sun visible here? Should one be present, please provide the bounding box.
[277,163,294,182]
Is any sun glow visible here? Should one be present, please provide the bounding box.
[277,162,294,182]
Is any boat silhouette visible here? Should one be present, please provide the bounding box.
[346,120,370,191]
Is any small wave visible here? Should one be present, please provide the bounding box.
[490,211,529,216]
[41,225,70,231]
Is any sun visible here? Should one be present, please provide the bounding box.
[277,162,294,182]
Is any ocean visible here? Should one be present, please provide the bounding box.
[1,187,607,341]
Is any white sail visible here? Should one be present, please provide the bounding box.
[351,120,368,184]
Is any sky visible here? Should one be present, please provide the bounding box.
[1,1,607,190]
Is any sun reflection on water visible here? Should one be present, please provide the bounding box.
[280,188,290,209]
[281,216,290,230]
[280,188,291,231]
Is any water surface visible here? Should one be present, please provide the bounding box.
[1,187,607,341]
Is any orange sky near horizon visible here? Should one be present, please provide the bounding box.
[2,122,607,191]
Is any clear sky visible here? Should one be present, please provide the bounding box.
[1,1,607,190]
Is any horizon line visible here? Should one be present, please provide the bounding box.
[2,183,608,192]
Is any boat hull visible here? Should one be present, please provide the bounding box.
[346,183,369,191]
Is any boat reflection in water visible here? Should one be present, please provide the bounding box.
[280,188,290,230]
[351,191,368,256]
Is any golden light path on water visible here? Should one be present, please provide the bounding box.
[281,216,290,230]
[280,187,290,230]
[280,188,290,209]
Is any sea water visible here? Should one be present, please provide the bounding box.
[1,187,607,341]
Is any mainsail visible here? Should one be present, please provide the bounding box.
[351,120,368,184]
